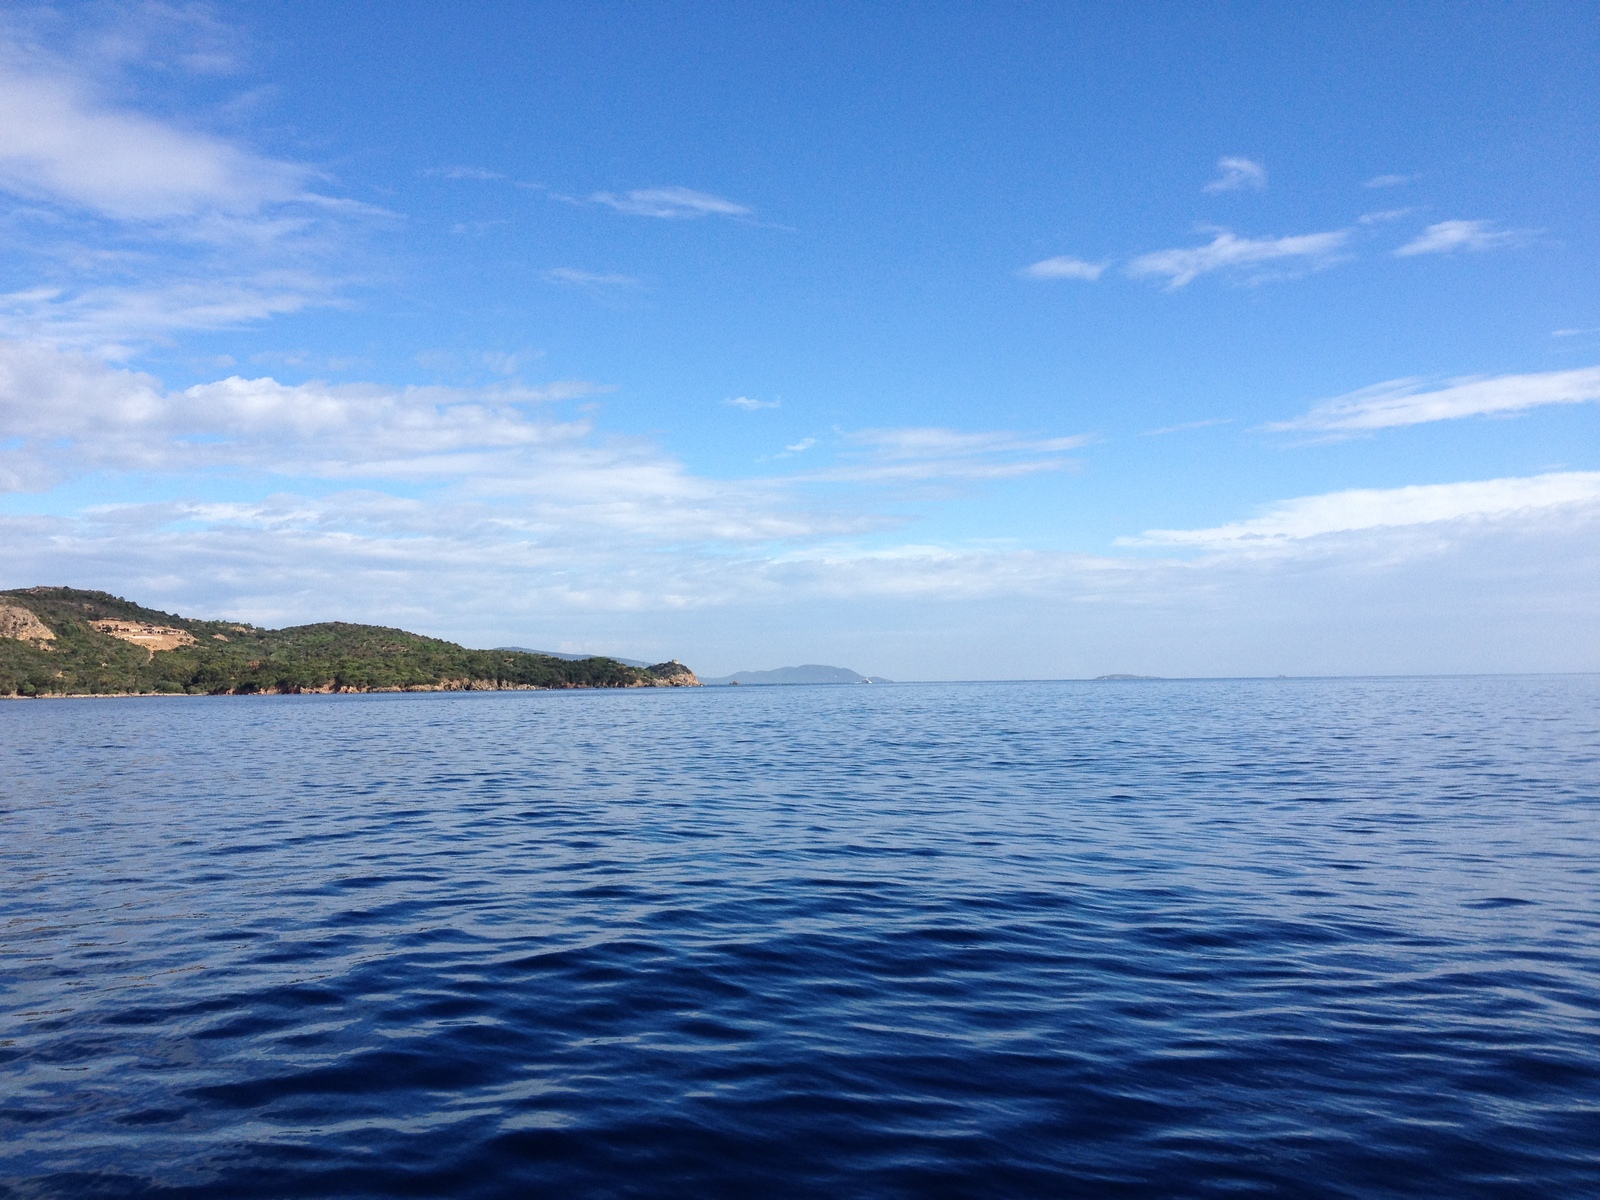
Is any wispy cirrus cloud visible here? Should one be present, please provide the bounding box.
[1203,156,1267,194]
[413,347,546,376]
[1141,417,1233,437]
[0,50,383,352]
[421,165,505,181]
[1019,256,1105,281]
[0,272,351,351]
[5,469,1594,677]
[1395,219,1525,257]
[543,267,639,288]
[589,186,751,220]
[0,344,863,548]
[1126,228,1348,289]
[0,68,312,220]
[801,427,1093,484]
[725,395,780,411]
[1267,367,1600,434]
[1124,472,1600,549]
[0,343,1593,675]
[1364,173,1416,189]
[1028,210,1522,294]
[0,339,609,488]
[845,427,1091,461]
[0,341,1088,550]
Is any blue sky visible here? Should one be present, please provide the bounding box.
[0,2,1596,677]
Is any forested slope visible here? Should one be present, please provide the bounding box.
[0,587,698,696]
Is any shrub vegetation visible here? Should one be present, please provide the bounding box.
[0,587,685,697]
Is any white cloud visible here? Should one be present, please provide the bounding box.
[0,342,1091,552]
[13,344,1588,678]
[421,166,504,181]
[1364,173,1416,188]
[0,68,310,220]
[801,427,1091,484]
[0,43,387,356]
[1358,208,1413,224]
[1141,417,1233,436]
[1395,219,1523,257]
[1019,256,1105,281]
[5,478,1596,677]
[1203,156,1267,194]
[412,348,546,375]
[1126,472,1600,549]
[842,428,1089,461]
[725,396,779,410]
[1,353,1594,676]
[1126,228,1348,288]
[543,268,639,288]
[0,346,832,494]
[1267,367,1600,433]
[0,340,610,485]
[589,186,751,219]
[9,3,246,79]
[448,220,508,236]
[478,350,540,376]
[0,273,348,351]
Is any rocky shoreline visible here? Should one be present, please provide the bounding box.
[1,587,701,698]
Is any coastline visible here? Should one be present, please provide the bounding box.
[1,677,689,700]
[2,588,702,699]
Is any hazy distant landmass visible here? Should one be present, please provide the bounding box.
[1093,674,1164,681]
[497,646,653,668]
[0,587,700,697]
[701,664,893,686]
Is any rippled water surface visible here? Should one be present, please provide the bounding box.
[2,678,1598,1198]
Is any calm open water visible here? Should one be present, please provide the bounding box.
[2,677,1598,1198]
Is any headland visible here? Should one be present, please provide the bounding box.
[0,587,699,698]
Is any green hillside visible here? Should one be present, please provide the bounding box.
[0,587,698,697]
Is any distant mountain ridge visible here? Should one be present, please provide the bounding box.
[701,664,893,686]
[0,587,700,697]
[497,646,653,668]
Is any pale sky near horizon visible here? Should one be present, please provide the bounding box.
[0,2,1596,679]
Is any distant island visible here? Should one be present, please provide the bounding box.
[701,664,893,686]
[0,587,700,698]
[1093,674,1164,681]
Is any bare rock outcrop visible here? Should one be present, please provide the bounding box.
[0,604,55,646]
[647,660,702,687]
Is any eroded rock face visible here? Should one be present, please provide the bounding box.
[0,604,55,645]
[647,660,702,686]
[91,620,197,654]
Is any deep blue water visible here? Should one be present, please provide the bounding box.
[2,677,1598,1198]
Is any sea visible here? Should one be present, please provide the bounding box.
[2,677,1597,1198]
